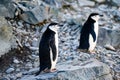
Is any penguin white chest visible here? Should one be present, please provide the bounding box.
[89,22,99,51]
[55,32,58,51]
[50,32,58,69]
[94,22,99,37]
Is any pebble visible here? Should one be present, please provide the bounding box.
[13,58,20,64]
[114,64,120,73]
[32,38,38,47]
[104,44,116,51]
[16,73,22,78]
[6,68,15,74]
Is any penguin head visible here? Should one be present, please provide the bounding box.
[48,23,59,33]
[89,13,103,21]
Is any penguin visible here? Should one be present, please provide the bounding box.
[36,23,59,75]
[78,13,102,53]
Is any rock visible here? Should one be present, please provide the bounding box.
[29,47,39,51]
[0,17,13,57]
[42,0,57,6]
[25,62,33,68]
[104,44,116,51]
[78,0,95,7]
[20,59,112,80]
[0,77,9,80]
[111,10,120,22]
[19,4,49,24]
[6,68,15,73]
[114,64,120,80]
[95,0,105,3]
[98,27,120,47]
[79,53,91,61]
[0,0,16,18]
[31,38,38,47]
[112,0,120,6]
[114,64,120,73]
[13,58,20,64]
[16,73,22,78]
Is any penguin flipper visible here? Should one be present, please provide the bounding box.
[50,36,57,61]
[90,27,96,42]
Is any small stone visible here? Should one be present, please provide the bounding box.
[16,68,20,72]
[114,64,120,73]
[106,54,112,57]
[30,46,39,51]
[26,62,33,68]
[0,77,9,80]
[104,44,116,51]
[16,73,22,78]
[6,68,15,73]
[32,38,38,47]
[13,59,20,64]
[95,0,105,3]
[78,0,95,7]
[18,21,23,28]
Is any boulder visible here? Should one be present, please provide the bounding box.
[98,27,120,47]
[0,17,13,57]
[19,4,49,25]
[112,0,120,6]
[0,0,16,18]
[20,59,112,80]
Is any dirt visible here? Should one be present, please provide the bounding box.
[0,46,32,73]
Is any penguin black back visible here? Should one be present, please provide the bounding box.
[36,22,58,75]
[78,13,101,51]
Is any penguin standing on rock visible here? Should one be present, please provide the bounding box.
[36,23,59,75]
[78,13,102,53]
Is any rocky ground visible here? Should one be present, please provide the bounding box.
[0,0,120,80]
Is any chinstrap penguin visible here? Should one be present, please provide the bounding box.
[78,13,103,53]
[36,23,59,75]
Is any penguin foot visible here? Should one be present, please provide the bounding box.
[35,68,57,76]
[88,50,96,54]
[44,68,57,73]
[50,68,57,72]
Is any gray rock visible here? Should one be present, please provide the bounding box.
[0,17,13,57]
[16,73,22,78]
[13,58,20,64]
[111,10,120,22]
[32,38,38,47]
[79,53,91,61]
[0,77,9,80]
[6,68,15,73]
[95,0,105,3]
[20,59,112,80]
[19,4,48,24]
[104,44,116,51]
[112,0,120,6]
[78,0,95,7]
[0,0,16,18]
[98,27,120,47]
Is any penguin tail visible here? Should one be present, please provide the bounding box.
[35,70,41,76]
